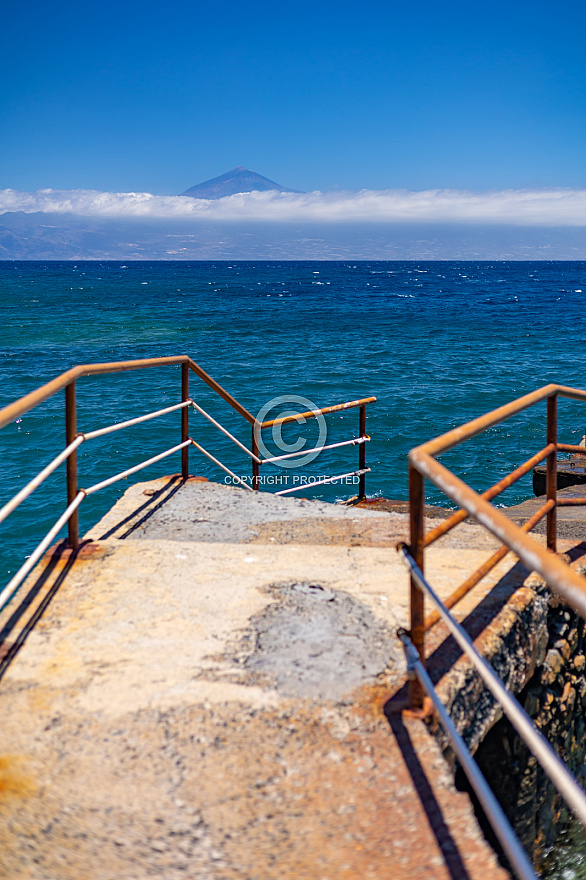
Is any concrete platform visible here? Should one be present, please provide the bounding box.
[507,483,586,540]
[0,477,539,879]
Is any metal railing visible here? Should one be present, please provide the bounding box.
[399,383,586,873]
[398,547,586,880]
[398,627,537,880]
[405,383,586,708]
[0,356,375,611]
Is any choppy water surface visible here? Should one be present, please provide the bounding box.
[2,259,586,872]
[2,259,586,576]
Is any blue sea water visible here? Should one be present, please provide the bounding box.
[1,259,586,874]
[1,259,586,582]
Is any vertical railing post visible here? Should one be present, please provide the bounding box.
[65,380,79,550]
[181,363,189,480]
[358,404,366,500]
[546,393,558,553]
[252,422,260,491]
[409,462,425,709]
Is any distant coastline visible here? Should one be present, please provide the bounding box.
[2,212,586,261]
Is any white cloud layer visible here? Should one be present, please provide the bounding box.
[1,186,586,226]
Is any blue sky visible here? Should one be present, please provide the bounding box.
[2,0,586,195]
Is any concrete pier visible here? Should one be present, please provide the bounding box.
[0,476,569,879]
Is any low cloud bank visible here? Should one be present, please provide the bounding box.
[2,186,586,226]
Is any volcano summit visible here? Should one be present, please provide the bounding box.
[179,166,302,199]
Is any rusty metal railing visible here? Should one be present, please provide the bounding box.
[399,385,586,874]
[398,549,586,877]
[0,356,375,610]
[398,626,538,880]
[402,383,586,710]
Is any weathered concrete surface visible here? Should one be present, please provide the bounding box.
[507,484,586,540]
[0,477,522,880]
[86,476,502,550]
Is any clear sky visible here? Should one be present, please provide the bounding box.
[2,0,585,195]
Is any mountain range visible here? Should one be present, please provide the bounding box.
[180,166,302,199]
[1,168,585,259]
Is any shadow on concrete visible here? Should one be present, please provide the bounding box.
[424,559,531,684]
[382,558,535,711]
[426,541,586,684]
[97,474,184,539]
[564,540,586,565]
[386,711,474,880]
[0,542,78,682]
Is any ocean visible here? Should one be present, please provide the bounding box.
[1,259,586,874]
[2,260,586,577]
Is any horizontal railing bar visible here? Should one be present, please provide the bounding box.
[399,545,586,828]
[83,400,191,440]
[274,468,370,496]
[413,382,586,462]
[410,449,586,620]
[260,435,369,465]
[398,630,537,880]
[415,385,558,458]
[0,435,85,527]
[83,357,255,423]
[0,490,86,613]
[0,357,189,430]
[557,498,586,507]
[80,357,190,376]
[0,356,256,430]
[555,384,586,403]
[84,440,191,495]
[424,444,555,547]
[558,443,586,454]
[190,440,254,491]
[186,359,255,425]
[423,499,554,631]
[260,397,376,429]
[190,400,260,463]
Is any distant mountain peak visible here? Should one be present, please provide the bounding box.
[180,167,302,199]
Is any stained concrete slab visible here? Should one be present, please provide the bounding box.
[507,484,586,540]
[0,477,525,880]
[85,476,403,545]
[86,474,503,551]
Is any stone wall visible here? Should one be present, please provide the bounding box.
[472,593,586,866]
[430,572,586,867]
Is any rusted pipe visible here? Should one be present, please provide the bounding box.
[408,463,425,709]
[359,405,366,499]
[65,380,79,550]
[413,385,559,458]
[410,449,586,621]
[558,443,586,454]
[0,355,375,436]
[260,397,376,429]
[181,363,189,480]
[424,443,555,547]
[423,499,554,631]
[252,424,260,491]
[0,355,257,430]
[546,395,558,552]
